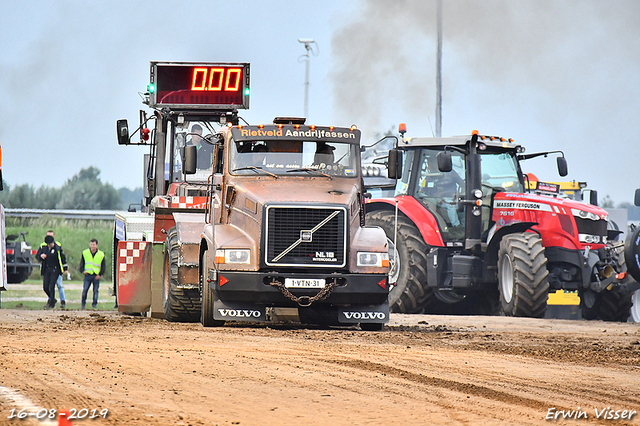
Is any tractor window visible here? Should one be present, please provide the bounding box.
[394,150,415,196]
[414,149,465,235]
[179,120,218,183]
[479,152,523,193]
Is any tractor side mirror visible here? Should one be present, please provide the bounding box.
[387,149,403,179]
[557,156,568,177]
[184,145,197,174]
[437,151,452,172]
[589,190,598,206]
[117,119,130,145]
[635,188,640,207]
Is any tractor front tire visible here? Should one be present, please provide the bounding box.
[365,210,431,313]
[498,233,549,318]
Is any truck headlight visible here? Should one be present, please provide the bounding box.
[357,252,389,267]
[215,249,250,264]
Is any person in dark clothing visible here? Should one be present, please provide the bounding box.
[79,238,106,309]
[39,230,68,308]
[189,124,214,170]
[35,235,67,309]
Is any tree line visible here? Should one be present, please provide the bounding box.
[0,167,141,210]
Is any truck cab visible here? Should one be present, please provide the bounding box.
[199,118,390,330]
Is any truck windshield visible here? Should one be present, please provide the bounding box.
[229,140,359,178]
[479,151,523,193]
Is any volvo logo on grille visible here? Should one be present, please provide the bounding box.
[301,230,313,242]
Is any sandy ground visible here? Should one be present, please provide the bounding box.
[0,310,639,426]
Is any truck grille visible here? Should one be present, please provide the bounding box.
[265,205,347,267]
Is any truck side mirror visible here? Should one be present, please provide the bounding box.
[557,156,568,177]
[387,149,403,179]
[117,119,130,145]
[184,145,197,174]
[635,188,640,207]
[589,190,598,206]
[437,151,452,172]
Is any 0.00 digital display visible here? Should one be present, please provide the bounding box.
[154,63,248,108]
[191,67,241,91]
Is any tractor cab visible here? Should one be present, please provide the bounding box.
[387,131,533,248]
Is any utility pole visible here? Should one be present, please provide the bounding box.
[298,39,318,119]
[435,0,443,137]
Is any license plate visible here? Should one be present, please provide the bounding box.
[284,278,326,288]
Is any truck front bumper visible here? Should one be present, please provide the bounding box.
[212,271,389,306]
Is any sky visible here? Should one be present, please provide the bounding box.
[1,0,639,205]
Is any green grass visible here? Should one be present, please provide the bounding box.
[0,279,117,311]
[5,216,114,282]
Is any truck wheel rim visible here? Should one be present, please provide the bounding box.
[631,290,640,323]
[501,254,514,304]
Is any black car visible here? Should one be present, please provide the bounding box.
[5,232,38,283]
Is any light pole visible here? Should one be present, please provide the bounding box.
[435,0,443,137]
[298,39,318,119]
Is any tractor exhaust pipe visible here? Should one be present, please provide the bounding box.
[598,264,614,279]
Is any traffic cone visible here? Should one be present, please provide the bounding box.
[58,410,73,426]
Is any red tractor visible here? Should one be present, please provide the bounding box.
[365,129,639,320]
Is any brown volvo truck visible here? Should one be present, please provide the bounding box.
[198,118,390,330]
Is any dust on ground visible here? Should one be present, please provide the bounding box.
[0,310,638,425]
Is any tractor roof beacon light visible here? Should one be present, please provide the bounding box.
[398,123,407,146]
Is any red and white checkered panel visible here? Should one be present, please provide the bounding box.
[118,241,148,273]
[117,241,152,311]
[157,196,208,209]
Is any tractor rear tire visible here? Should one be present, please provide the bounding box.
[498,233,549,318]
[580,289,633,322]
[365,210,432,313]
[163,227,200,322]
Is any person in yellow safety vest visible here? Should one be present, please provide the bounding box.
[79,238,106,310]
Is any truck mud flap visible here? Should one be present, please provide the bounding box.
[338,301,389,324]
[213,298,266,322]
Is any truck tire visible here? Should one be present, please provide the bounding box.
[463,289,501,315]
[360,322,384,331]
[498,233,549,318]
[631,290,640,323]
[298,307,340,326]
[422,289,500,316]
[163,227,200,322]
[580,289,633,322]
[365,210,432,313]
[200,253,224,327]
[624,225,640,282]
[7,268,32,284]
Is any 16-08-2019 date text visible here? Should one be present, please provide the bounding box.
[8,408,109,420]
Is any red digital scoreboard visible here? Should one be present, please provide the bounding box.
[149,62,250,109]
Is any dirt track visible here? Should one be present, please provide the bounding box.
[0,310,639,426]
